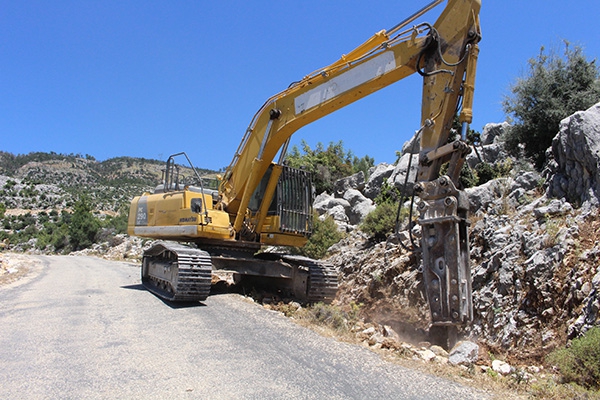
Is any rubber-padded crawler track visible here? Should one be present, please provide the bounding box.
[282,255,339,304]
[307,261,339,303]
[142,242,212,302]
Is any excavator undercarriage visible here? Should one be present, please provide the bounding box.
[141,241,338,304]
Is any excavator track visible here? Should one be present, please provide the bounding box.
[281,255,339,304]
[141,242,212,302]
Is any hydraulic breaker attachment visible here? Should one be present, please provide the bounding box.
[414,176,472,347]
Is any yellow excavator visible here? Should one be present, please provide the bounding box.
[128,0,481,344]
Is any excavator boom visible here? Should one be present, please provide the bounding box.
[219,0,480,217]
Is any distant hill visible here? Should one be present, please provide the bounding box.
[0,151,218,212]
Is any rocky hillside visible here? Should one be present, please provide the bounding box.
[316,102,600,366]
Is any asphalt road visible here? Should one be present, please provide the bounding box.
[0,256,489,399]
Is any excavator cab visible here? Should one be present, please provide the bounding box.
[242,163,314,246]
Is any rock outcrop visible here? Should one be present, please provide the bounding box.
[466,122,511,169]
[326,105,600,364]
[547,102,600,208]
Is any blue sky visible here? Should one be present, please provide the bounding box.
[2,0,599,171]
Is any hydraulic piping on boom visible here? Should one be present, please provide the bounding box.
[128,0,482,348]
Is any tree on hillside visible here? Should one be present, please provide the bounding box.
[285,140,373,194]
[68,196,100,251]
[503,42,600,169]
[352,154,375,179]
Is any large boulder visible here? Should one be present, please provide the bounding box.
[314,193,351,216]
[547,102,600,207]
[313,189,374,230]
[448,341,479,366]
[343,189,376,225]
[389,153,419,196]
[465,178,512,213]
[364,163,395,200]
[480,122,510,145]
[400,133,421,155]
[333,171,365,197]
[466,122,511,168]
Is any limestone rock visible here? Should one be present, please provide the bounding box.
[481,122,510,145]
[321,205,349,224]
[465,178,512,213]
[492,360,513,375]
[314,195,350,216]
[512,171,541,192]
[364,163,395,200]
[334,171,365,196]
[448,341,479,366]
[382,325,401,342]
[389,153,419,196]
[533,198,573,218]
[416,349,437,362]
[343,189,375,225]
[548,101,600,207]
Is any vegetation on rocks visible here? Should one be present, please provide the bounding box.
[503,43,600,169]
[359,179,406,240]
[68,197,101,251]
[547,327,600,390]
[474,159,513,186]
[285,140,374,194]
[295,214,344,259]
[359,201,399,240]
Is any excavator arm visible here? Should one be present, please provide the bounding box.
[218,0,481,342]
[219,0,481,222]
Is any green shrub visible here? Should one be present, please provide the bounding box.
[459,164,479,188]
[102,204,129,234]
[360,201,401,240]
[375,179,401,204]
[360,179,412,239]
[475,159,513,185]
[494,158,514,177]
[547,327,600,389]
[285,140,373,194]
[297,214,344,259]
[475,162,496,185]
[51,225,70,253]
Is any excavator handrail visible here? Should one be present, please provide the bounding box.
[163,152,209,218]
